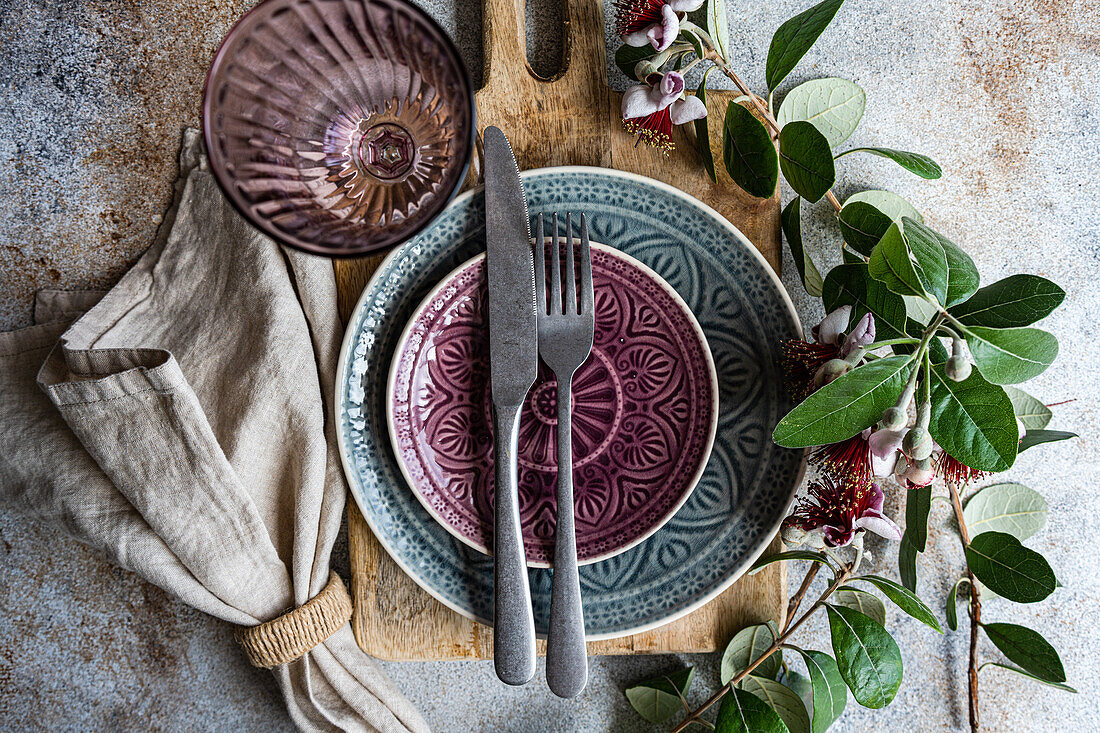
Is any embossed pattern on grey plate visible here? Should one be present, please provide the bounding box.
[336,167,804,639]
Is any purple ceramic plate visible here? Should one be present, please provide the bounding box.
[387,242,718,567]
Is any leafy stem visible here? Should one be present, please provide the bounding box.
[670,560,854,732]
[948,478,983,732]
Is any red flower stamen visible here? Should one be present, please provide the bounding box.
[779,339,840,401]
[615,0,666,35]
[812,433,873,490]
[623,107,675,152]
[784,476,881,547]
[937,452,986,487]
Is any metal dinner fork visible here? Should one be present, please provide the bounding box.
[534,212,593,698]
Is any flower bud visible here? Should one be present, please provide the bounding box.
[916,400,931,430]
[946,355,971,382]
[903,425,933,461]
[813,358,849,388]
[903,456,935,487]
[634,51,671,81]
[781,523,825,549]
[880,406,908,431]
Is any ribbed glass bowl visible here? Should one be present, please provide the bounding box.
[203,0,475,256]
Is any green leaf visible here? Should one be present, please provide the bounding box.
[822,263,907,340]
[904,295,939,327]
[773,356,915,448]
[965,531,1057,603]
[782,670,816,722]
[963,483,1048,541]
[854,575,942,633]
[867,223,927,299]
[723,102,779,198]
[779,121,836,203]
[722,623,781,684]
[842,247,864,264]
[949,274,1065,328]
[750,550,833,574]
[716,687,790,733]
[983,623,1066,684]
[946,578,966,632]
[614,43,657,81]
[1005,386,1053,430]
[694,73,717,183]
[833,588,886,626]
[678,28,706,60]
[836,147,942,179]
[837,202,893,256]
[900,219,979,307]
[1019,429,1077,452]
[825,605,903,709]
[899,483,930,591]
[625,667,695,723]
[928,362,1018,473]
[776,77,865,147]
[793,650,847,733]
[782,198,823,296]
[688,0,730,65]
[983,663,1077,693]
[740,676,811,733]
[845,190,923,223]
[963,325,1058,385]
[765,0,845,91]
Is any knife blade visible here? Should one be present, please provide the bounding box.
[483,125,538,686]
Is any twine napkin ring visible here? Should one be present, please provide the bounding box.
[237,571,353,668]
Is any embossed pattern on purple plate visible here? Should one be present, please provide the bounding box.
[388,243,718,567]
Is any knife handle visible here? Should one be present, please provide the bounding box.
[492,401,536,686]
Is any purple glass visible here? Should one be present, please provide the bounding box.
[203,0,475,256]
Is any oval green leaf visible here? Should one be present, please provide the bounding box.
[949,274,1065,328]
[750,550,833,575]
[825,604,903,709]
[836,147,942,179]
[963,483,1048,540]
[782,197,823,296]
[625,667,695,723]
[773,355,916,448]
[898,534,918,592]
[898,484,931,591]
[687,0,730,64]
[983,662,1077,693]
[694,72,717,183]
[1005,386,1053,430]
[901,218,979,307]
[868,223,927,298]
[965,531,1057,603]
[716,687,790,733]
[779,121,836,203]
[1019,429,1077,452]
[833,588,886,627]
[983,623,1066,684]
[722,623,781,684]
[777,77,865,147]
[837,201,893,256]
[723,101,779,198]
[854,575,942,632]
[793,650,847,733]
[740,676,811,733]
[822,263,908,340]
[946,578,967,632]
[766,0,845,91]
[782,670,816,722]
[845,190,923,223]
[928,362,1018,473]
[963,325,1058,385]
[614,43,658,81]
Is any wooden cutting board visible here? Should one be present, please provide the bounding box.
[335,0,784,660]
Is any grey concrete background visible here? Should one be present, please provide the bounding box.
[1,0,1097,730]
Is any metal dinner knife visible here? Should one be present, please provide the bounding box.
[483,126,538,686]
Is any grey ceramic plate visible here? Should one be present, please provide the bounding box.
[336,167,805,640]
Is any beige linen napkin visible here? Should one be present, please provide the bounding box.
[0,129,427,733]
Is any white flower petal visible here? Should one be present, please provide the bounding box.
[623,30,652,47]
[669,95,707,124]
[668,0,706,10]
[622,83,659,119]
[872,449,898,477]
[815,305,852,345]
[647,4,680,52]
[854,513,903,542]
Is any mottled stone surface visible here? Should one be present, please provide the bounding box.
[1,0,1097,730]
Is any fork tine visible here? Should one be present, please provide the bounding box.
[533,212,545,314]
[564,213,576,314]
[550,212,561,315]
[579,214,593,318]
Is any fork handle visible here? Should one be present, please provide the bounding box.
[546,376,588,698]
[493,401,536,686]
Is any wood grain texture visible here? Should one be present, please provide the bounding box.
[337,0,784,661]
